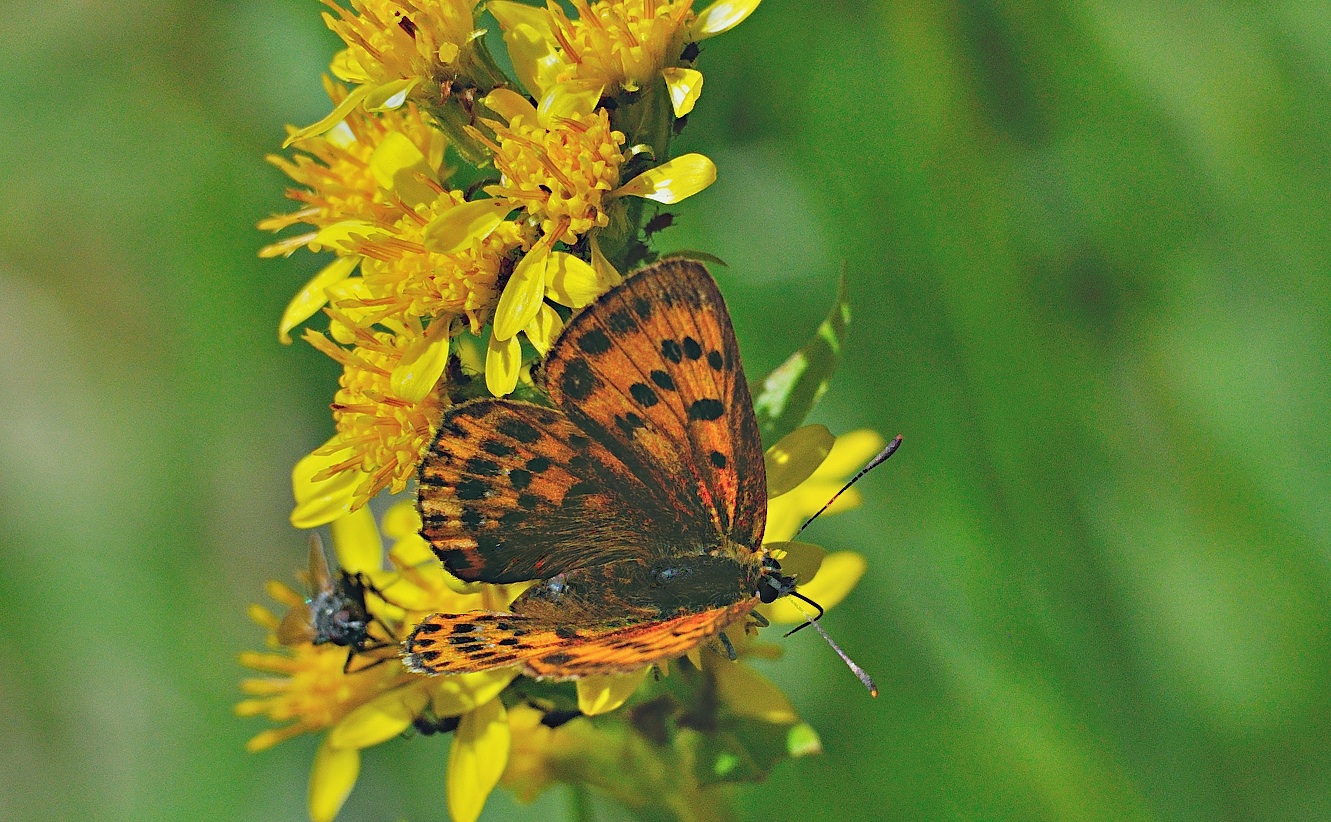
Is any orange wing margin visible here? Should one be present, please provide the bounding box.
[404,599,759,680]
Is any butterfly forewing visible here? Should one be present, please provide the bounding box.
[542,259,766,549]
[418,399,705,582]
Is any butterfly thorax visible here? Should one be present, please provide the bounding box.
[511,552,762,629]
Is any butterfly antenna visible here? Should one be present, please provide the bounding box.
[787,597,878,697]
[794,434,903,538]
[782,592,824,637]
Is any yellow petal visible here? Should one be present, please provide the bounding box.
[423,198,516,254]
[448,698,511,822]
[544,252,602,308]
[576,667,651,715]
[765,551,868,624]
[381,499,420,540]
[815,428,888,480]
[763,540,825,584]
[328,687,430,749]
[691,0,764,38]
[613,153,717,203]
[536,82,602,127]
[710,660,797,723]
[430,669,522,717]
[390,320,452,403]
[329,48,369,84]
[493,244,550,340]
[283,84,372,147]
[291,440,360,528]
[590,237,623,288]
[661,67,704,117]
[488,2,559,96]
[364,77,419,111]
[486,332,523,397]
[329,505,382,573]
[311,220,389,254]
[309,741,360,822]
[369,131,436,208]
[524,303,565,356]
[279,255,359,344]
[765,423,834,498]
[483,87,537,123]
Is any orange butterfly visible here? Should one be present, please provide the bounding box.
[405,259,804,679]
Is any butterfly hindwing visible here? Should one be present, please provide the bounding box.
[541,259,767,549]
[418,399,706,583]
[405,601,757,679]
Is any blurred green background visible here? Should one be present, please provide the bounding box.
[3,1,1330,820]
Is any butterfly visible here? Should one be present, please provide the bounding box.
[404,258,803,680]
[278,535,398,672]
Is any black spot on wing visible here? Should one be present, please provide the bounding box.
[456,478,488,500]
[649,370,675,391]
[578,328,612,355]
[497,418,541,444]
[607,309,636,334]
[682,337,702,360]
[561,358,598,401]
[465,457,501,476]
[661,339,683,363]
[687,399,725,422]
[629,383,659,407]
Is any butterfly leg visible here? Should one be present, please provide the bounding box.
[717,631,737,661]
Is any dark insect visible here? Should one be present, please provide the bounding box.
[277,535,398,673]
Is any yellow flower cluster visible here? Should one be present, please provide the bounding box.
[245,2,890,820]
[264,1,754,528]
[241,430,880,822]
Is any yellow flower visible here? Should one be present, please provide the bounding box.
[329,188,531,334]
[239,504,521,822]
[438,85,716,396]
[291,325,449,528]
[284,0,492,147]
[259,82,448,342]
[491,0,763,116]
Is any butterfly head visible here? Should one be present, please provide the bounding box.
[756,554,798,604]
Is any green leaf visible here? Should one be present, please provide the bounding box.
[686,715,798,788]
[752,273,850,446]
